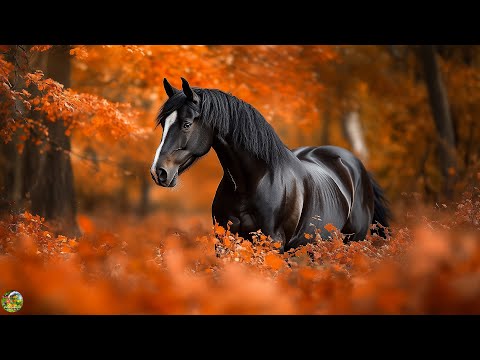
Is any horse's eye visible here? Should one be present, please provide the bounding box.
[183,122,192,129]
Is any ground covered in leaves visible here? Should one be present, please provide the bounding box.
[1,190,480,314]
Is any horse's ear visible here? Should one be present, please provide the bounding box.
[181,77,199,104]
[163,78,178,98]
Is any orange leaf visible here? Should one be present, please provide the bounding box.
[324,223,336,232]
[273,242,282,249]
[264,253,284,270]
[215,225,226,236]
[295,247,308,257]
[304,233,313,240]
[223,237,231,246]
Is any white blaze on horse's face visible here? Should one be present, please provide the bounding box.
[150,111,177,182]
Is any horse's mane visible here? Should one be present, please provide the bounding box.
[156,88,290,167]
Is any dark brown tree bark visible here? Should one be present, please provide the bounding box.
[1,46,31,212]
[419,45,457,199]
[29,46,80,236]
[0,98,15,213]
[137,175,150,217]
[11,47,30,209]
[22,47,47,205]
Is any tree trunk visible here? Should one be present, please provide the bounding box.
[333,53,370,163]
[0,46,40,213]
[419,45,457,199]
[464,115,476,169]
[22,46,47,206]
[342,110,369,163]
[117,158,130,212]
[11,48,27,209]
[1,46,30,211]
[137,175,150,217]
[320,97,331,145]
[29,46,80,236]
[0,92,15,213]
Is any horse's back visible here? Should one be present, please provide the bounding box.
[290,145,374,242]
[292,145,361,191]
[292,145,359,167]
[292,145,366,185]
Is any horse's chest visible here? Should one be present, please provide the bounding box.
[217,192,256,238]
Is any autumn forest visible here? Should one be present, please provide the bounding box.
[1,45,480,314]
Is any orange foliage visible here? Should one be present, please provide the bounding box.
[2,45,480,314]
[324,223,337,233]
[1,190,479,314]
[22,70,145,141]
[30,45,52,52]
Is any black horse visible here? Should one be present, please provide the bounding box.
[150,78,390,252]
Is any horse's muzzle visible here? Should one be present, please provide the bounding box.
[151,166,178,187]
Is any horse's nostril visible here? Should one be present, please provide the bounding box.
[157,168,168,184]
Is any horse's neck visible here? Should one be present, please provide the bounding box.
[212,135,269,194]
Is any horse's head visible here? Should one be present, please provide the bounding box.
[150,77,214,187]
